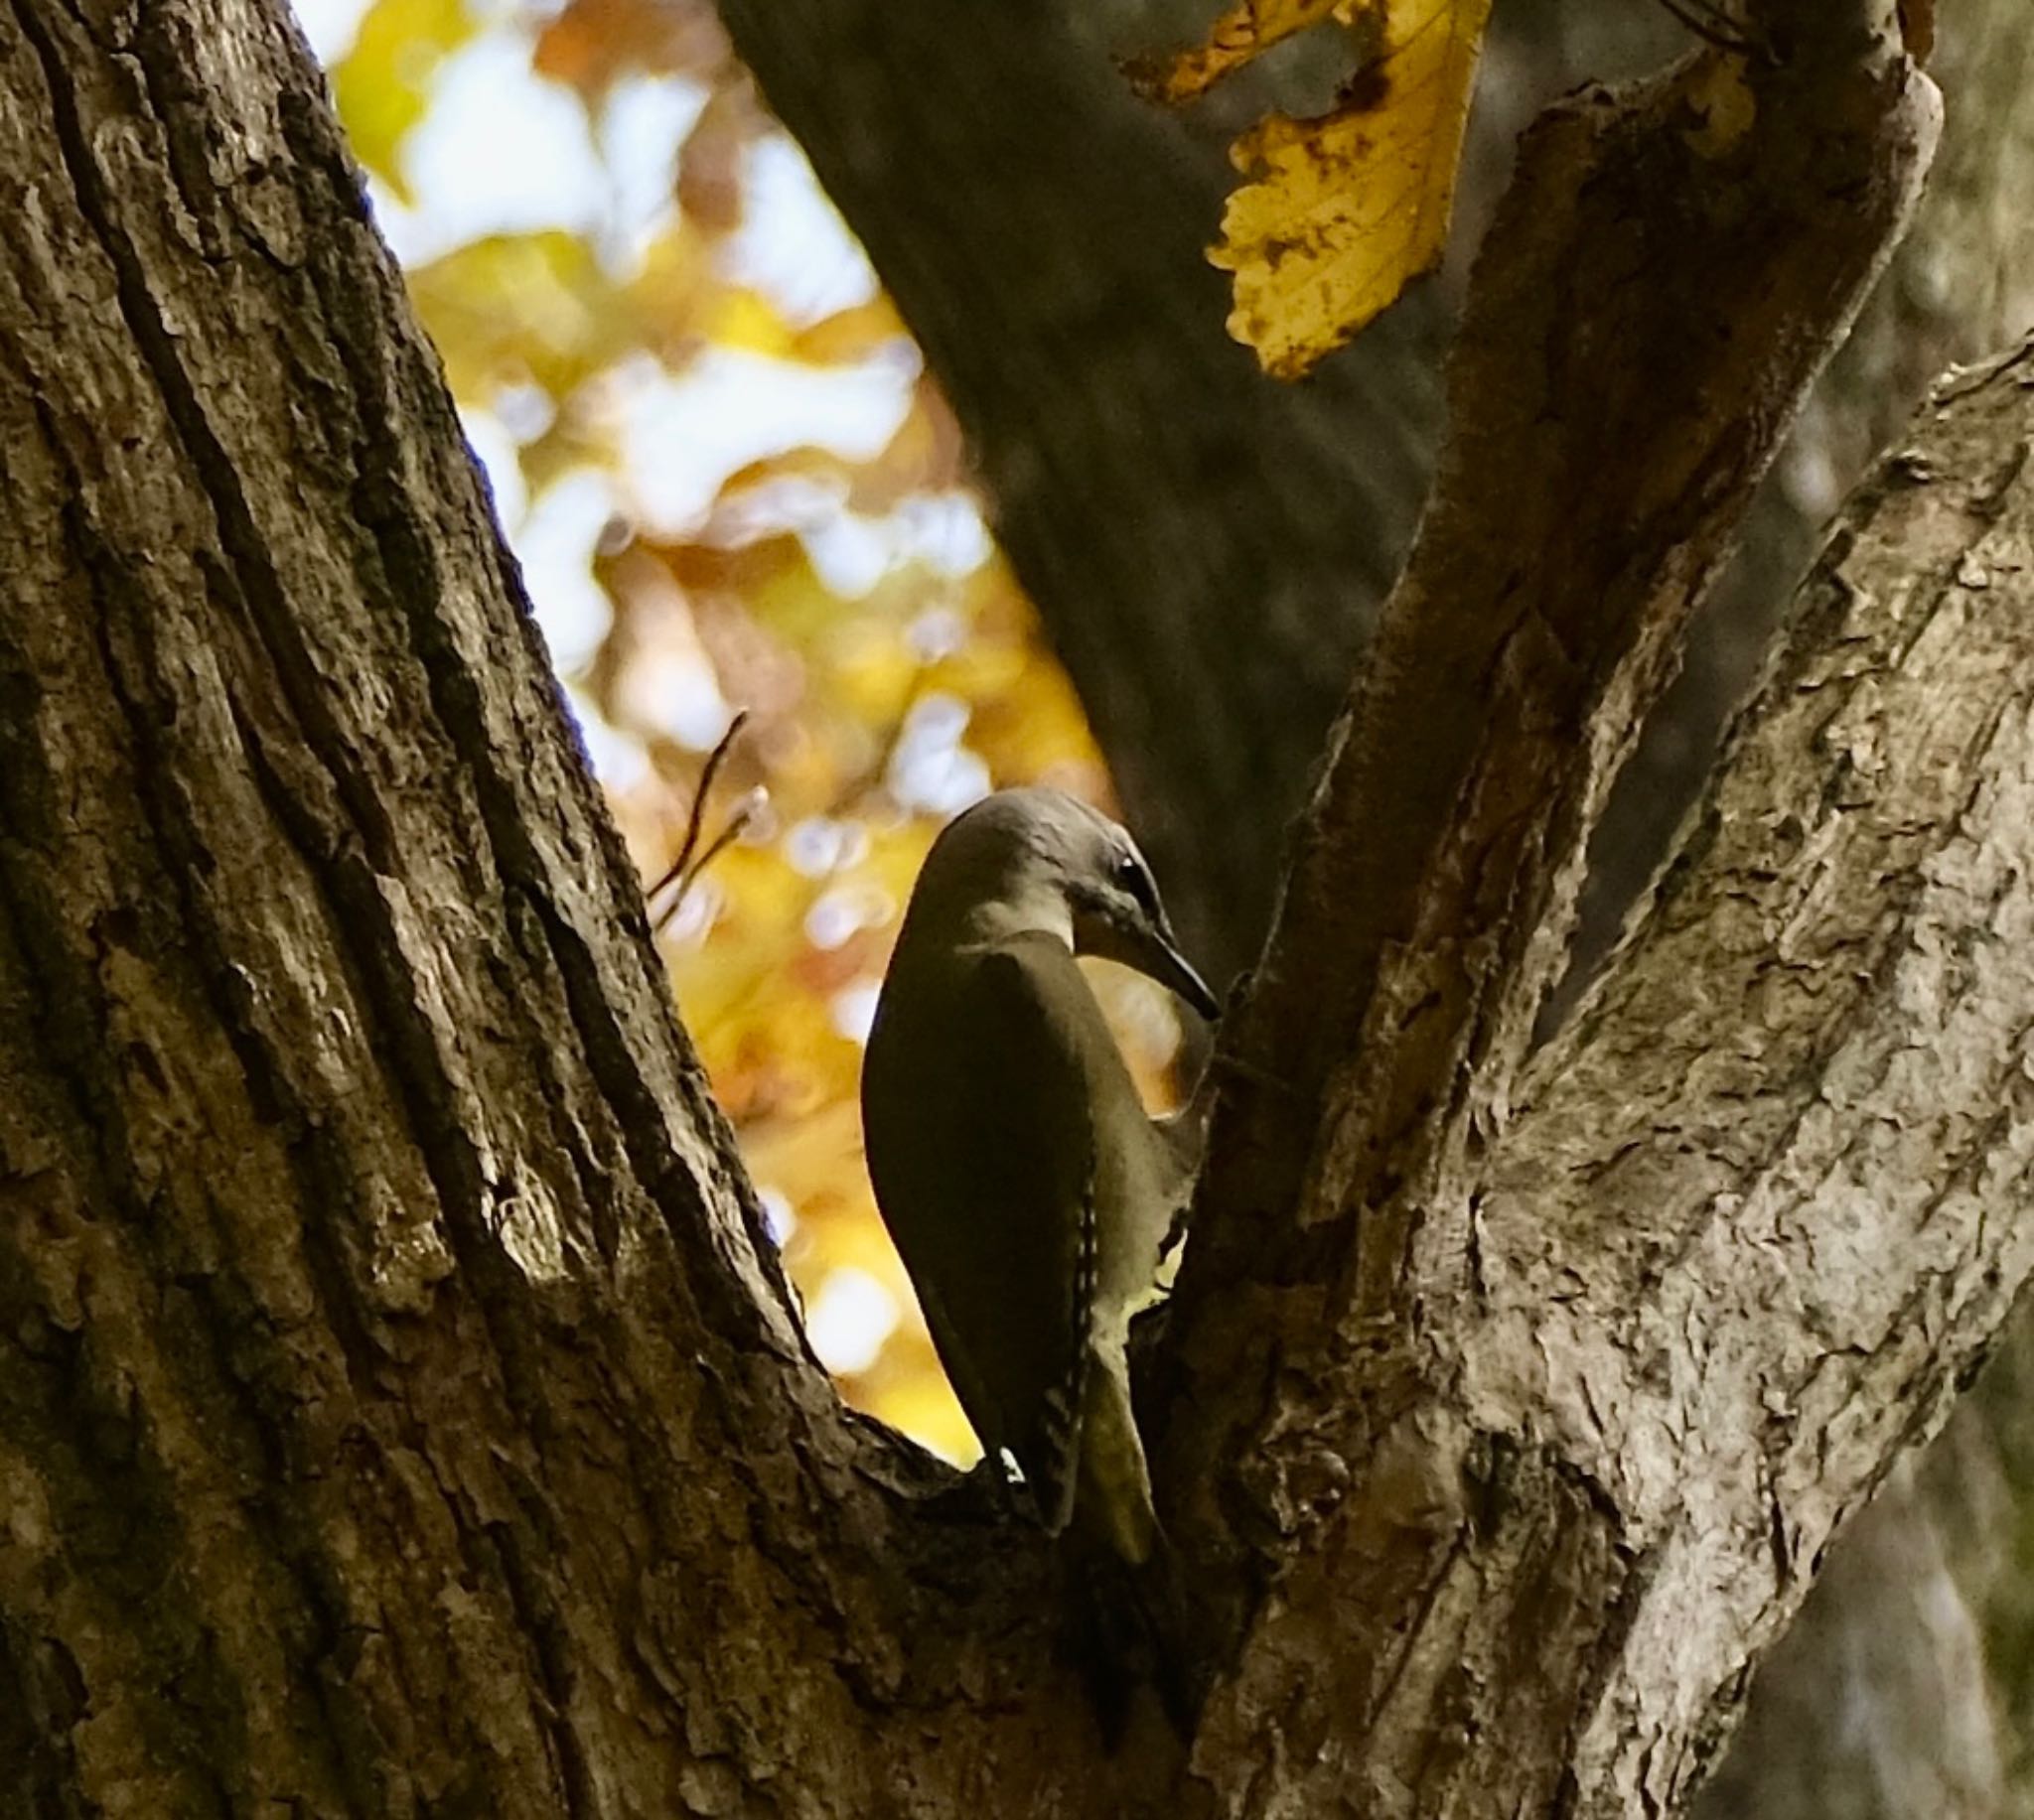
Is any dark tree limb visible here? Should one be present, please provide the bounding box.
[709,0,1442,983]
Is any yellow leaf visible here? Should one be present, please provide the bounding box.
[1128,0,1381,106]
[531,0,731,100]
[677,83,761,235]
[790,297,910,366]
[1208,0,1493,377]
[860,1366,979,1466]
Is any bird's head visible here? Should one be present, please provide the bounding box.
[919,787,1220,1021]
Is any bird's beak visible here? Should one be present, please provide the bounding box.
[1072,893,1223,1021]
[1141,922,1221,1023]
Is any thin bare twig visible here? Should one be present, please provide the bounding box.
[664,792,765,923]
[649,711,754,930]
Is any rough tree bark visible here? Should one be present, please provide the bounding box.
[1589,7,2034,1810]
[7,0,2033,1814]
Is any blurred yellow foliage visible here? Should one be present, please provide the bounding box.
[324,0,1180,1466]
[1143,0,1493,376]
[332,0,472,200]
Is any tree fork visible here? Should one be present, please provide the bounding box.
[11,0,2034,1814]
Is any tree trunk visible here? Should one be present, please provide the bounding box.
[9,0,2034,1813]
[0,4,846,1806]
[1651,7,2034,1810]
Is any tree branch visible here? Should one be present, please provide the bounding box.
[1191,22,1937,1284]
[1156,14,1975,1813]
[1464,331,2034,1804]
[1181,322,2034,1812]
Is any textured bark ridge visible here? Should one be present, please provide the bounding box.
[0,1,850,1808]
[6,0,2033,1813]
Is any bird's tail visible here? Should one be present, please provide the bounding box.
[1064,1349,1203,1745]
[1067,1533,1197,1749]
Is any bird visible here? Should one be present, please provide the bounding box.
[860,787,1220,1572]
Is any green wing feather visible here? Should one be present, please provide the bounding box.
[864,933,1131,1532]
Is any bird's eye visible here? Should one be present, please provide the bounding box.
[1112,852,1158,917]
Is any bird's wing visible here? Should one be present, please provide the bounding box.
[936,934,1136,1534]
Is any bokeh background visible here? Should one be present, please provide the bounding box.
[293,0,1187,1463]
